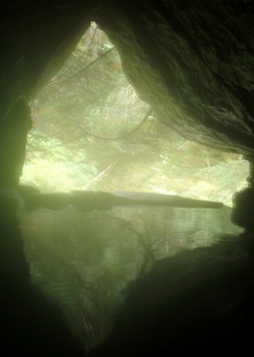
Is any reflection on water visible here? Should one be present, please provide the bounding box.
[21,204,241,351]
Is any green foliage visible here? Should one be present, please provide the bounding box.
[22,130,97,192]
[22,23,249,204]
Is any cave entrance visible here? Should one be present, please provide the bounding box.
[21,22,248,206]
[17,22,251,353]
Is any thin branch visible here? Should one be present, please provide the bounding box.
[82,157,122,190]
[74,108,153,141]
[73,26,97,67]
[26,131,87,151]
[27,108,153,152]
[49,47,115,85]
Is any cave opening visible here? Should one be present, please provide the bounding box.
[16,21,248,353]
[1,3,254,355]
[20,22,249,206]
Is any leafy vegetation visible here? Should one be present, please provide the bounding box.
[21,22,249,205]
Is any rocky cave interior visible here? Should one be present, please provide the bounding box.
[1,0,254,355]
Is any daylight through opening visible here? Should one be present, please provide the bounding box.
[21,22,248,206]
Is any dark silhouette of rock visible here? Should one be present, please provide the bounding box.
[0,193,85,356]
[90,232,254,356]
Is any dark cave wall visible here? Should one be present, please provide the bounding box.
[0,190,85,355]
[0,97,31,185]
[0,0,94,185]
[0,1,27,128]
[94,0,254,154]
[24,1,94,98]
